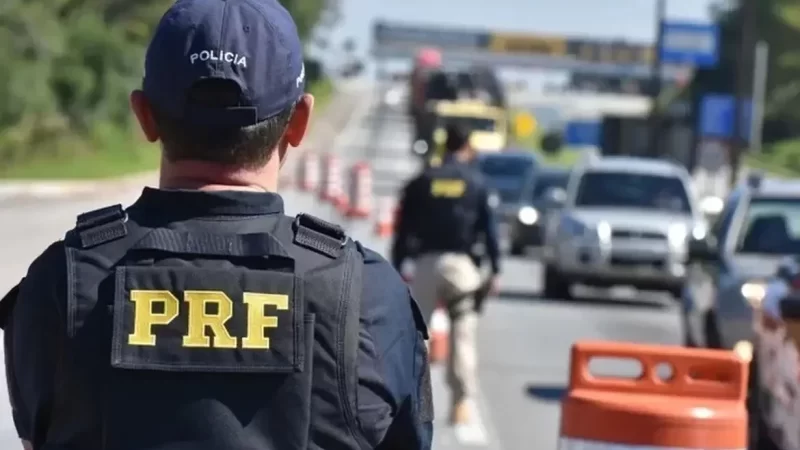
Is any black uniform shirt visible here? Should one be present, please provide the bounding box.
[5,188,433,449]
[392,158,501,275]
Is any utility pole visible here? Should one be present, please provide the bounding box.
[749,41,769,153]
[647,0,667,157]
[730,0,757,186]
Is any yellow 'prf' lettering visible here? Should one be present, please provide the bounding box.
[127,289,289,349]
[430,179,466,198]
[128,290,180,346]
[242,293,289,349]
[182,291,238,348]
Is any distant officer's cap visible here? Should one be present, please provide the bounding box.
[143,0,305,127]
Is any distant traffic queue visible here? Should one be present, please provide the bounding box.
[407,47,511,163]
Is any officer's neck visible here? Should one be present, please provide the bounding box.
[159,158,279,193]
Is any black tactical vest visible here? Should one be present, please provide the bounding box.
[6,204,374,449]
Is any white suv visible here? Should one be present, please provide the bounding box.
[542,155,706,300]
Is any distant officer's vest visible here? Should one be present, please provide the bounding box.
[43,204,370,449]
[416,164,482,252]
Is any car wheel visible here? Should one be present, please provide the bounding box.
[543,264,571,300]
[667,284,684,301]
[749,354,781,450]
[704,311,722,349]
[681,306,703,348]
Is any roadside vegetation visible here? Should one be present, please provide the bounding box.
[0,0,333,180]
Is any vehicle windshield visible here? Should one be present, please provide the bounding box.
[530,172,569,201]
[574,171,691,213]
[438,115,497,132]
[478,156,536,203]
[735,197,800,254]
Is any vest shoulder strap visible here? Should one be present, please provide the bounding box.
[72,203,129,248]
[292,213,348,259]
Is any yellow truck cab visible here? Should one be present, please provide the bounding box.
[428,100,508,166]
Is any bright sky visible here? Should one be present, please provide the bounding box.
[325,0,716,54]
[317,0,718,90]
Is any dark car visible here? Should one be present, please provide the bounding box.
[474,151,538,224]
[508,167,570,256]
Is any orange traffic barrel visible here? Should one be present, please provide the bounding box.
[428,305,450,364]
[319,153,345,207]
[346,162,372,218]
[560,340,748,449]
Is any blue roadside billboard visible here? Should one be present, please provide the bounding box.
[698,94,752,141]
[564,120,602,147]
[659,21,719,68]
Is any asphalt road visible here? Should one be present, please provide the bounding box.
[0,83,684,450]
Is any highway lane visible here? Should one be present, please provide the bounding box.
[0,83,685,450]
[353,84,685,449]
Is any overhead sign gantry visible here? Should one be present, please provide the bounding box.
[371,20,691,80]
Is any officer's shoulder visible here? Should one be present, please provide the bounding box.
[26,240,68,278]
[352,241,406,284]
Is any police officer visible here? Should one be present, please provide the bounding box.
[1,0,432,448]
[391,123,501,426]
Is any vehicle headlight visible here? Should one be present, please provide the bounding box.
[667,224,687,246]
[691,223,708,240]
[700,196,724,216]
[596,221,611,241]
[518,206,538,225]
[487,192,500,208]
[741,281,767,308]
[733,340,753,362]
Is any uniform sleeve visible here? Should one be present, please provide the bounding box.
[476,183,501,275]
[357,245,433,450]
[5,242,66,442]
[391,177,417,271]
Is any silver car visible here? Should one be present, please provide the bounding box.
[542,155,707,300]
[684,176,800,351]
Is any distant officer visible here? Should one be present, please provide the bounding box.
[0,0,432,448]
[392,123,501,426]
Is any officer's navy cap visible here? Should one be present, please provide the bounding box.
[143,0,305,127]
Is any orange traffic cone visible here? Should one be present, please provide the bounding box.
[428,306,450,364]
[559,340,748,450]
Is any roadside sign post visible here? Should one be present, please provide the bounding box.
[750,41,769,153]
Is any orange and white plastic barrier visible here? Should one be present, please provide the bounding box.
[428,305,450,364]
[346,162,372,218]
[559,340,748,450]
[374,197,396,237]
[297,151,320,192]
[319,153,346,209]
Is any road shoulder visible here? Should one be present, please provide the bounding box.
[0,80,366,201]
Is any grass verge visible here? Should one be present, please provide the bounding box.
[0,78,336,180]
[744,139,800,178]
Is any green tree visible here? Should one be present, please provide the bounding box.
[0,0,328,174]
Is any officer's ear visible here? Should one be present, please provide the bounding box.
[130,90,160,143]
[282,93,314,148]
